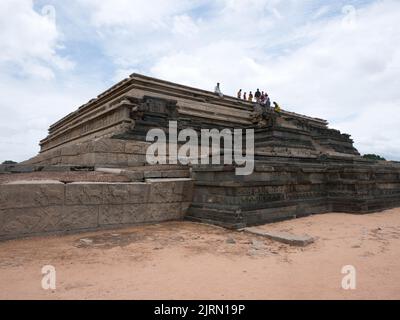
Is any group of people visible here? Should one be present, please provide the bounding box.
[214,83,281,112]
[237,88,270,105]
[237,88,281,112]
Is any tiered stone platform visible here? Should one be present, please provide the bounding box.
[1,73,399,238]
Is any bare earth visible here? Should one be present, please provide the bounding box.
[0,209,400,300]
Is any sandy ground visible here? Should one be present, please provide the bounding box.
[0,209,399,300]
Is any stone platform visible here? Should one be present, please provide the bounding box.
[188,159,400,228]
[2,73,399,238]
[0,177,192,240]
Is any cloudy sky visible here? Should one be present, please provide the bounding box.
[0,0,399,162]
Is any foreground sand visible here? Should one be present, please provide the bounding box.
[0,209,399,300]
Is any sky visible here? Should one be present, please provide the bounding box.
[0,0,399,162]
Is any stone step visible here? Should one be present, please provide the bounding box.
[178,100,252,119]
[130,87,253,125]
[96,165,191,181]
[178,109,251,125]
[185,215,246,230]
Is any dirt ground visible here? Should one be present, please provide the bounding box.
[0,209,399,300]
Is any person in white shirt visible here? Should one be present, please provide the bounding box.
[214,83,223,98]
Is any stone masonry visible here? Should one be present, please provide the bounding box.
[0,178,192,240]
[1,73,399,238]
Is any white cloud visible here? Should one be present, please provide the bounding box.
[81,0,194,27]
[172,15,200,37]
[1,0,399,161]
[0,0,73,79]
[0,73,103,162]
[150,0,400,160]
[0,0,87,162]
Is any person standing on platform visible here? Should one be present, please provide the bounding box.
[214,83,223,98]
[255,89,261,103]
[273,101,281,113]
[248,91,254,102]
[265,93,271,108]
[260,91,266,105]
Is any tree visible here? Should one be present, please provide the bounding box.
[1,160,18,165]
[362,154,386,161]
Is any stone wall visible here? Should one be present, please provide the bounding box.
[0,178,193,240]
[187,159,400,228]
[24,138,151,167]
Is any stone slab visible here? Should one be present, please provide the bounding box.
[147,202,186,221]
[0,181,65,210]
[65,182,149,205]
[41,166,74,172]
[244,227,315,247]
[121,170,145,181]
[95,168,123,174]
[99,204,148,226]
[146,178,193,203]
[0,205,98,238]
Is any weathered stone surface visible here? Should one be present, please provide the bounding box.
[65,183,104,205]
[104,183,149,204]
[94,153,128,166]
[125,141,150,154]
[95,168,123,174]
[126,154,147,166]
[181,202,192,214]
[244,227,315,247]
[121,170,145,181]
[99,204,148,225]
[144,171,163,179]
[0,204,98,238]
[188,160,400,228]
[61,145,80,156]
[65,182,149,205]
[147,178,193,203]
[161,170,190,179]
[0,181,64,210]
[0,206,64,237]
[41,166,74,172]
[147,202,185,221]
[61,155,81,165]
[99,202,184,226]
[0,178,188,239]
[60,205,99,231]
[92,139,126,153]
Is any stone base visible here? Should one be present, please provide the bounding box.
[187,158,400,228]
[0,178,193,241]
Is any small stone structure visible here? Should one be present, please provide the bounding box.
[1,73,399,239]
